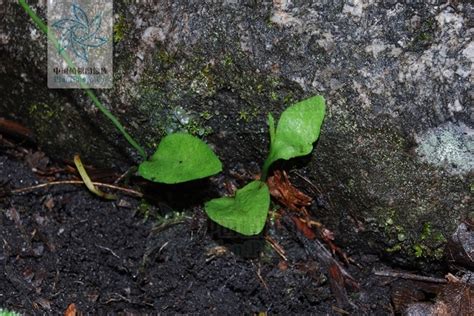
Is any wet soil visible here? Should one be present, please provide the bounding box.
[0,144,453,315]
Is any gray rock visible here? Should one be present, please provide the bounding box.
[447,222,474,268]
[1,0,472,266]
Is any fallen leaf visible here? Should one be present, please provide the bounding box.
[64,303,77,316]
[0,117,34,141]
[267,170,312,212]
[34,298,52,311]
[206,246,228,257]
[25,150,49,171]
[278,260,288,271]
[44,197,55,210]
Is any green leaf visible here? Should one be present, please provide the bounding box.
[204,180,270,236]
[262,95,326,178]
[138,133,222,184]
[0,310,20,316]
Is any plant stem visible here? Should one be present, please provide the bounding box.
[18,0,147,160]
[74,154,116,200]
[261,156,273,181]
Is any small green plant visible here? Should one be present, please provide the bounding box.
[205,95,326,235]
[136,96,325,235]
[19,2,326,236]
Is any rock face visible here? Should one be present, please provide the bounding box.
[1,1,472,267]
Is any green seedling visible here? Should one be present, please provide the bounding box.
[205,95,326,235]
[19,2,326,236]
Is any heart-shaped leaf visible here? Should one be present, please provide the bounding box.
[138,133,222,184]
[262,95,326,178]
[205,180,270,236]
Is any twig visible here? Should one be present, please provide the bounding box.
[373,269,447,283]
[104,293,132,304]
[293,171,322,194]
[114,166,137,185]
[96,244,120,259]
[293,171,336,209]
[332,305,350,315]
[159,241,170,253]
[299,217,323,228]
[10,180,143,198]
[265,235,288,261]
[255,263,268,290]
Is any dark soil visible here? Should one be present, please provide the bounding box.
[0,144,458,315]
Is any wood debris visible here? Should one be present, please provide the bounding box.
[267,170,312,213]
[64,303,77,316]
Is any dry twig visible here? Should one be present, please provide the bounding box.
[9,180,143,198]
[265,235,288,261]
[374,269,447,283]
